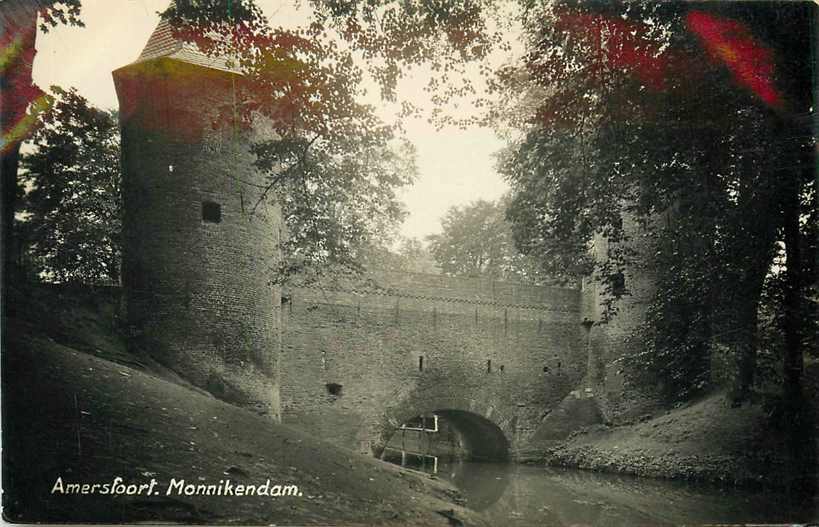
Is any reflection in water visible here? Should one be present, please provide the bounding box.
[382,450,512,511]
[382,447,439,474]
[439,458,512,511]
[382,411,816,524]
[382,454,818,525]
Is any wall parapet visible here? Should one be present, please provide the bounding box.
[290,283,581,313]
[286,270,582,313]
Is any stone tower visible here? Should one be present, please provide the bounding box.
[580,213,660,422]
[113,20,282,419]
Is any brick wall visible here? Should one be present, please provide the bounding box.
[281,271,585,456]
[580,215,662,422]
[114,58,282,419]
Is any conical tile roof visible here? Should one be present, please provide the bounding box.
[133,18,241,74]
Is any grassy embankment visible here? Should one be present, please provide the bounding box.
[2,285,482,525]
[527,364,818,498]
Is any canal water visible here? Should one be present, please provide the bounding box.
[384,453,818,525]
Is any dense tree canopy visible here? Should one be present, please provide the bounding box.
[357,236,439,275]
[427,197,545,283]
[19,87,121,284]
[494,2,815,404]
[1,0,86,286]
[274,136,416,277]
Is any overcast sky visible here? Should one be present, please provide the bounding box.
[32,0,518,242]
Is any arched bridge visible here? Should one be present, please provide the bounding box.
[281,271,591,458]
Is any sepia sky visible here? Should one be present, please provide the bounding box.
[31,0,519,243]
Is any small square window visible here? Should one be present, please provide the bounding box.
[202,201,221,223]
[611,272,626,296]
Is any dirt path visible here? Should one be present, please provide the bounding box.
[2,330,485,526]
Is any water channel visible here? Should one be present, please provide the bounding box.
[384,452,818,525]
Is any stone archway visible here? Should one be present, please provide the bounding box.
[431,409,510,461]
[375,400,512,461]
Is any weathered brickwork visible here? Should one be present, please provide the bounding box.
[114,54,282,419]
[580,216,661,422]
[281,271,585,457]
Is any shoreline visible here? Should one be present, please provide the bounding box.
[517,388,818,494]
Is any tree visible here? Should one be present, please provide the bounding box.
[18,87,121,284]
[393,237,440,275]
[494,2,815,403]
[427,196,545,283]
[274,137,416,278]
[1,1,84,288]
[359,236,440,275]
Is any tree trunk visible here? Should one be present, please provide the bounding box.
[730,193,777,401]
[779,80,815,416]
[781,152,804,415]
[731,275,766,401]
[780,138,815,497]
